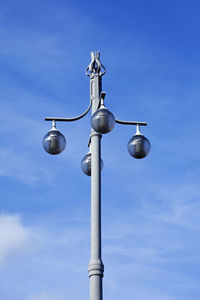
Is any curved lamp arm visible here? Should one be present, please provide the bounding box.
[45,98,92,122]
[115,119,147,126]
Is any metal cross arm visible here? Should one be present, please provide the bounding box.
[115,119,147,126]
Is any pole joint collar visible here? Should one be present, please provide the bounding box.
[88,259,104,277]
[90,131,102,139]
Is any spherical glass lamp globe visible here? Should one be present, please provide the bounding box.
[43,128,66,155]
[128,134,151,159]
[81,153,103,176]
[91,107,115,134]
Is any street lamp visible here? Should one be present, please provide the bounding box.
[42,51,150,300]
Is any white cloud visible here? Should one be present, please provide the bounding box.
[0,206,199,300]
[28,291,65,300]
[0,213,37,265]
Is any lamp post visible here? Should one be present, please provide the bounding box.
[42,51,150,300]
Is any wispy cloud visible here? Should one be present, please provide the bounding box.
[0,1,199,300]
[27,291,66,300]
[0,201,199,300]
[140,183,200,230]
[0,148,53,185]
[0,103,91,185]
[0,213,38,265]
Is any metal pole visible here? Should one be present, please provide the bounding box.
[43,51,150,300]
[88,51,104,300]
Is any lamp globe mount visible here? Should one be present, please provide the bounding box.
[43,120,66,155]
[91,92,115,134]
[128,124,151,159]
[81,152,103,176]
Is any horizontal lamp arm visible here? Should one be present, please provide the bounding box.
[115,119,147,126]
[45,98,92,122]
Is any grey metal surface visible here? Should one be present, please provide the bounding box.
[87,51,104,300]
[115,119,147,126]
[89,131,104,300]
[86,51,106,77]
[44,97,92,122]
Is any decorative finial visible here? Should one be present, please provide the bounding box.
[86,51,106,77]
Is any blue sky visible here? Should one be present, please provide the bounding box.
[0,0,200,299]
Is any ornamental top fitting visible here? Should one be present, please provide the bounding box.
[86,51,106,77]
